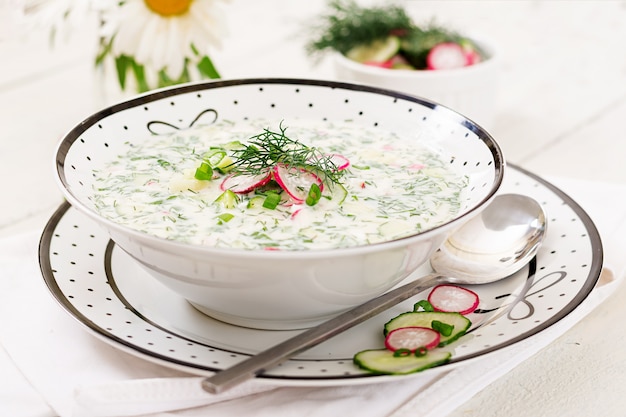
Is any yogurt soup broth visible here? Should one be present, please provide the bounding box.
[90,119,468,250]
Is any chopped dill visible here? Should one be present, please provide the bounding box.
[229,122,344,185]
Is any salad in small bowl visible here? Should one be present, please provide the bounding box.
[308,0,498,127]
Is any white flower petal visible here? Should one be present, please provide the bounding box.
[106,0,229,81]
[163,20,186,78]
[135,15,164,67]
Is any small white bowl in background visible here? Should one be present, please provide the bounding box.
[333,39,498,129]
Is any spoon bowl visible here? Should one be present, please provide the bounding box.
[201,193,547,393]
[431,193,547,283]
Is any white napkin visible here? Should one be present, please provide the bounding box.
[1,176,625,417]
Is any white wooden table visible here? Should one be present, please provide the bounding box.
[1,1,625,416]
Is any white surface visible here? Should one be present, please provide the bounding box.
[1,1,626,416]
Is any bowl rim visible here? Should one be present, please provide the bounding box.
[54,77,505,259]
[332,36,498,79]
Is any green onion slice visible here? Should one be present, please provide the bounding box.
[414,299,434,312]
[263,192,281,210]
[194,162,213,181]
[392,348,412,357]
[431,320,454,337]
[414,346,428,357]
[203,149,227,166]
[216,213,234,224]
[305,183,322,206]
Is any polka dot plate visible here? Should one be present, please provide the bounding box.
[39,164,602,386]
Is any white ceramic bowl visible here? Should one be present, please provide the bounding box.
[55,78,504,330]
[333,39,498,129]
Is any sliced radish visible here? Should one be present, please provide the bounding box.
[273,164,323,203]
[460,40,482,66]
[364,59,394,69]
[384,326,440,352]
[464,48,482,65]
[220,170,271,194]
[428,284,479,315]
[426,42,467,70]
[327,154,350,171]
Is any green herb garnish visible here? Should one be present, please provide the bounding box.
[263,192,281,210]
[229,122,344,186]
[194,162,213,181]
[305,183,322,206]
[431,320,454,337]
[216,213,234,224]
[414,299,434,312]
[307,0,414,56]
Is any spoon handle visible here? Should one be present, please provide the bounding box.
[201,273,440,394]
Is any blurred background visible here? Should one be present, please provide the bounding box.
[1,0,625,235]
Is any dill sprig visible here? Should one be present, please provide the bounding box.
[306,0,414,56]
[230,123,344,185]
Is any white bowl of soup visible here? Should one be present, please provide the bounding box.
[55,78,504,330]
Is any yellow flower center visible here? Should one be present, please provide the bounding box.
[144,0,192,16]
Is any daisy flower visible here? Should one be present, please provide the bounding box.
[98,0,228,92]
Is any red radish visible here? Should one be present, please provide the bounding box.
[220,170,271,193]
[273,164,323,203]
[428,284,479,315]
[464,48,481,65]
[460,40,482,65]
[327,154,350,171]
[291,208,303,219]
[426,42,467,70]
[384,326,441,352]
[364,59,394,69]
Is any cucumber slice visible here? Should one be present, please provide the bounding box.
[324,182,348,205]
[354,349,451,375]
[346,36,401,63]
[214,190,240,208]
[384,311,471,346]
[247,196,265,209]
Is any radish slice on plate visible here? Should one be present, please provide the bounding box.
[426,42,467,70]
[428,284,479,315]
[220,170,271,194]
[384,326,441,352]
[273,164,323,203]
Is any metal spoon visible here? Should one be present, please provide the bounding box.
[201,193,547,393]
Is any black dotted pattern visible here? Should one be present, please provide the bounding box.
[40,165,602,381]
[56,80,503,219]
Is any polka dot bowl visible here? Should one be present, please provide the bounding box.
[54,78,504,330]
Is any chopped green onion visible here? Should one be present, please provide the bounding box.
[306,183,322,206]
[195,162,213,181]
[414,299,434,312]
[414,346,428,357]
[351,164,370,170]
[220,140,246,150]
[214,190,239,208]
[215,155,235,173]
[263,192,281,209]
[203,149,226,166]
[157,159,171,168]
[216,213,234,224]
[431,320,454,337]
[392,348,412,357]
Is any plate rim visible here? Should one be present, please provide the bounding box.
[38,163,603,385]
